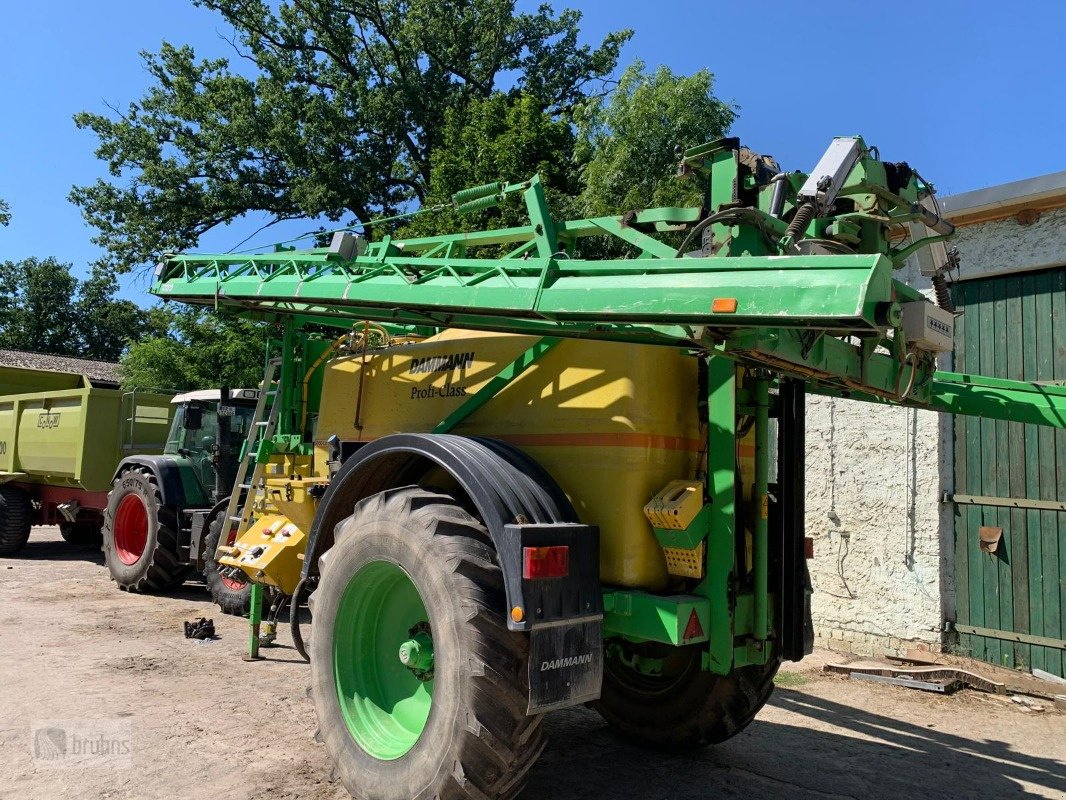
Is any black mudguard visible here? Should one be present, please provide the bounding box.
[304,433,604,713]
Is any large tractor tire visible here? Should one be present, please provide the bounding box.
[202,511,254,616]
[101,467,187,592]
[592,640,780,748]
[0,485,32,556]
[59,520,103,546]
[310,486,545,800]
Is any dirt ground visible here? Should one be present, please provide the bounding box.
[1,527,1063,800]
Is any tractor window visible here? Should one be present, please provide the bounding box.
[230,403,257,441]
[164,406,186,454]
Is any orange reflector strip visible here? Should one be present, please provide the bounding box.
[511,606,525,623]
[711,297,738,313]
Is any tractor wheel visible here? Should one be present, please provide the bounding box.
[59,520,103,546]
[0,485,32,556]
[101,467,187,592]
[202,511,254,616]
[592,640,780,748]
[310,486,545,800]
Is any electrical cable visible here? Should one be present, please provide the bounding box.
[675,209,781,257]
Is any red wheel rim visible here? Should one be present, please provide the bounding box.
[114,493,149,566]
[221,572,248,591]
[220,525,247,591]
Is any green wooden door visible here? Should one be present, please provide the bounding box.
[952,267,1066,676]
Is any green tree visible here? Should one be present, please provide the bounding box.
[0,199,10,227]
[398,92,582,240]
[0,258,78,355]
[577,62,736,216]
[0,258,154,360]
[119,307,270,390]
[75,268,158,360]
[71,0,629,274]
[400,64,734,247]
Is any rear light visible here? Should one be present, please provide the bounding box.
[522,546,569,579]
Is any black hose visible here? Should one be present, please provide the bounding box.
[932,272,955,313]
[785,202,816,242]
[290,576,311,663]
[674,209,780,257]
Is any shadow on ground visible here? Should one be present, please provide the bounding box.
[524,688,1065,800]
[14,535,105,565]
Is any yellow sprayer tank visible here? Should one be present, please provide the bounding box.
[314,330,701,590]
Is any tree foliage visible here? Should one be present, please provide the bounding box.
[73,3,737,390]
[398,92,582,240]
[72,0,630,273]
[577,62,736,216]
[399,65,734,244]
[0,258,154,360]
[119,307,270,390]
[0,199,10,227]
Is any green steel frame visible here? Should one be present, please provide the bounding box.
[152,135,1066,677]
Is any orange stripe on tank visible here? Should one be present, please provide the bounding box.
[319,434,756,457]
[492,432,702,452]
[493,433,757,458]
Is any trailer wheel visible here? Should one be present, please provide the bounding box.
[0,485,32,556]
[101,467,187,592]
[202,511,254,616]
[59,520,103,546]
[310,486,545,800]
[592,641,780,747]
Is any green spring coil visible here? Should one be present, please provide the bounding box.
[452,182,505,204]
[455,194,502,215]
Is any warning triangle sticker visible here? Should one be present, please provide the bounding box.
[683,609,704,640]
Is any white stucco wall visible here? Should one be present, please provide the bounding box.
[806,398,945,655]
[808,202,1066,657]
[945,205,1066,277]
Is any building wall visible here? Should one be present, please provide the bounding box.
[808,204,1066,657]
[806,398,945,656]
[945,205,1066,277]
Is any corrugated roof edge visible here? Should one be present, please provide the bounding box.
[0,348,122,386]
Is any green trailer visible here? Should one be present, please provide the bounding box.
[0,360,172,554]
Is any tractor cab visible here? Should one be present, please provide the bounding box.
[165,389,259,499]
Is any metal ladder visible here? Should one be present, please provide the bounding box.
[214,358,282,559]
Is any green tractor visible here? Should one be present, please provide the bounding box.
[101,388,261,613]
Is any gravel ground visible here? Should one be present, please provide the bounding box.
[1,527,1063,800]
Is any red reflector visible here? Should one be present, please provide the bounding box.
[522,546,569,579]
[683,609,705,640]
[804,536,815,559]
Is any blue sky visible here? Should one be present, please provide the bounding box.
[1,1,1063,302]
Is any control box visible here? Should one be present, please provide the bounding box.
[901,301,955,352]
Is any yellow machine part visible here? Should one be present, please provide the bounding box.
[663,541,706,579]
[643,480,704,530]
[218,515,307,595]
[313,329,701,591]
[262,475,322,534]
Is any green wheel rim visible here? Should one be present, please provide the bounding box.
[333,560,434,760]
